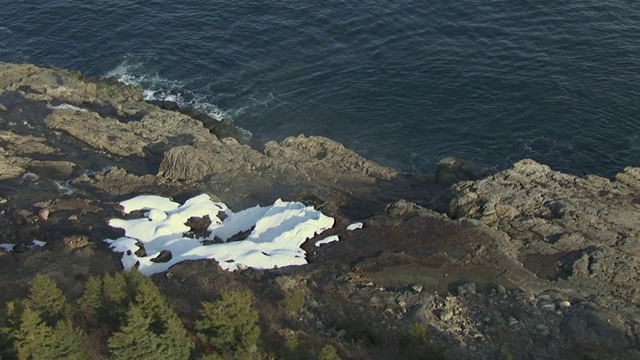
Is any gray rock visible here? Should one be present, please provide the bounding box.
[457,282,477,296]
[536,324,550,336]
[439,309,454,322]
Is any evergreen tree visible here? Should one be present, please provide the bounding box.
[12,306,52,359]
[78,269,145,328]
[78,275,103,320]
[195,290,261,357]
[49,318,87,360]
[102,271,136,323]
[107,274,193,360]
[12,306,86,360]
[2,275,87,359]
[102,271,129,304]
[23,275,66,325]
[108,305,170,360]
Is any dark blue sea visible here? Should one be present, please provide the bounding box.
[1,1,639,177]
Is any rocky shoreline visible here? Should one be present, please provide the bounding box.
[1,62,639,359]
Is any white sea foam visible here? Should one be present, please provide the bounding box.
[106,59,228,121]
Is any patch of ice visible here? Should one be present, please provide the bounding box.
[346,222,364,231]
[315,235,339,247]
[105,194,334,275]
[0,243,15,252]
[32,240,46,247]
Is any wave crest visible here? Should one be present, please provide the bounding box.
[106,58,228,121]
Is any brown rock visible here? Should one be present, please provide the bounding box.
[38,208,49,221]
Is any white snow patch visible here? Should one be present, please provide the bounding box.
[0,243,15,252]
[346,222,364,231]
[315,235,339,247]
[119,195,181,214]
[105,194,334,275]
[47,103,87,112]
[32,240,47,247]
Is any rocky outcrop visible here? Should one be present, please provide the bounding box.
[156,133,398,206]
[440,159,640,357]
[448,159,640,297]
[0,61,396,204]
[0,63,142,105]
[264,135,397,183]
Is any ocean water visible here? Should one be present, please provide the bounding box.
[1,1,639,177]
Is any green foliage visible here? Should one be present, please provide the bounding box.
[399,323,430,348]
[12,306,53,359]
[77,271,142,358]
[318,344,341,360]
[78,269,146,329]
[48,318,88,360]
[1,272,280,360]
[108,304,191,360]
[283,329,299,352]
[3,276,86,360]
[24,274,67,325]
[399,323,445,360]
[104,270,143,305]
[200,354,225,360]
[279,290,305,313]
[78,275,103,319]
[195,290,261,358]
[107,273,193,360]
[1,271,196,359]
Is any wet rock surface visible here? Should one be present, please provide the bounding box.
[1,62,639,359]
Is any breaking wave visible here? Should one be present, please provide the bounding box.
[106,58,228,121]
